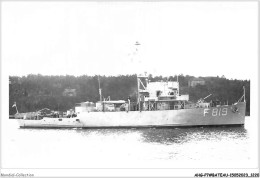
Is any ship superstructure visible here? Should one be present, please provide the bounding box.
[137,74,189,111]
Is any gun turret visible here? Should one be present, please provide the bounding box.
[197,94,212,103]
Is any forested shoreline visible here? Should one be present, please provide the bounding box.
[9,74,250,115]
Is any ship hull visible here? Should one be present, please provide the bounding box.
[18,102,246,128]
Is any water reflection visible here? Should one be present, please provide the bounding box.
[71,125,248,146]
[21,125,248,145]
[139,126,248,144]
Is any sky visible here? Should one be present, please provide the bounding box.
[1,1,258,80]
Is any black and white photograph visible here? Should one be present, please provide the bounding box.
[1,1,259,177]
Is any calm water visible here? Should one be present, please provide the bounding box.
[2,117,258,168]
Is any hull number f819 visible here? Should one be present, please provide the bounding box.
[203,108,228,117]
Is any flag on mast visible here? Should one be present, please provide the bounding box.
[12,102,16,108]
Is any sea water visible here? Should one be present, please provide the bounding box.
[1,117,258,168]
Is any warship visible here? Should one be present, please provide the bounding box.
[15,74,246,128]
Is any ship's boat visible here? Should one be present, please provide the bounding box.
[16,74,246,128]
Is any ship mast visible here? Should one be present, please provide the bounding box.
[243,86,245,102]
[98,75,102,102]
[135,41,141,111]
[137,74,140,110]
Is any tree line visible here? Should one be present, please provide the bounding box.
[9,74,250,115]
